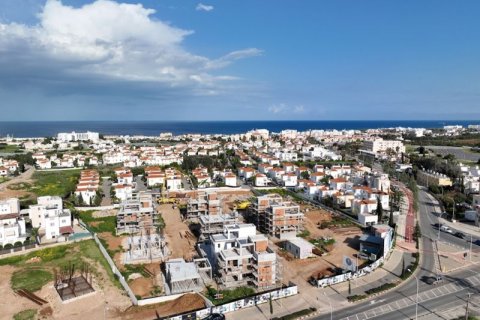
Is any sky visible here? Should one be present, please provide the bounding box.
[0,0,480,121]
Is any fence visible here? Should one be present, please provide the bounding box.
[90,232,139,305]
[165,284,298,320]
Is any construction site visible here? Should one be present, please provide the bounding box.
[54,263,95,301]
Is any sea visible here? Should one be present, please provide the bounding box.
[0,120,479,138]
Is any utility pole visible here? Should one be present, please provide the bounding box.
[465,292,472,320]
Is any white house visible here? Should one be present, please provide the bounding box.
[224,173,237,187]
[255,173,269,187]
[28,196,73,240]
[0,198,26,245]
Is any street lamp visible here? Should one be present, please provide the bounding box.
[408,268,419,320]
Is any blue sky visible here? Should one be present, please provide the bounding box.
[0,0,479,121]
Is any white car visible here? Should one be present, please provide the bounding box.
[440,225,453,234]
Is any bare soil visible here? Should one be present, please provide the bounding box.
[0,257,131,320]
[160,204,197,260]
[116,293,206,320]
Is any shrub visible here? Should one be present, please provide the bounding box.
[14,241,23,248]
[4,243,13,250]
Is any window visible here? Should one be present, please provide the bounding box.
[50,222,55,227]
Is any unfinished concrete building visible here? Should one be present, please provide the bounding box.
[164,258,210,294]
[199,214,238,241]
[207,224,278,289]
[116,192,159,234]
[186,190,222,218]
[266,200,304,239]
[253,194,304,239]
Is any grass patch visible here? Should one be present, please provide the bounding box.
[0,176,10,183]
[0,240,120,289]
[206,286,256,305]
[78,211,116,235]
[29,169,81,198]
[8,182,32,190]
[11,268,53,291]
[13,309,37,320]
[122,264,151,279]
[0,143,21,153]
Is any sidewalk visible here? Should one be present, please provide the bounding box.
[424,192,480,238]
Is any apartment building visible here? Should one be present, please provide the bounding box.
[57,131,100,143]
[266,200,304,239]
[116,192,158,234]
[0,198,26,245]
[416,170,453,187]
[186,191,220,217]
[27,196,73,240]
[208,224,277,289]
[363,138,405,155]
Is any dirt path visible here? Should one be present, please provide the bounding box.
[0,166,36,199]
[160,204,197,260]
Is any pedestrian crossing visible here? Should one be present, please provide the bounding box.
[340,273,480,320]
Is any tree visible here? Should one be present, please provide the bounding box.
[301,171,310,180]
[388,206,395,228]
[376,196,384,222]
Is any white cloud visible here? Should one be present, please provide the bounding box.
[268,103,287,114]
[268,103,306,114]
[0,0,260,97]
[196,3,214,12]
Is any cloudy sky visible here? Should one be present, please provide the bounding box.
[1,0,480,121]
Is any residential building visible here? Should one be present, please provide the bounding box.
[27,196,73,240]
[416,170,453,187]
[208,224,277,289]
[0,198,26,245]
[363,138,405,155]
[116,192,158,234]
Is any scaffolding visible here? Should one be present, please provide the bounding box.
[54,262,94,301]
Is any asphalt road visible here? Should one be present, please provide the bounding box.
[312,188,480,320]
[425,145,480,162]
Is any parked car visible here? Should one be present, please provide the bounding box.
[203,314,225,320]
[440,225,453,234]
[433,275,443,285]
[454,232,465,239]
[432,223,441,229]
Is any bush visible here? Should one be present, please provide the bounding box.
[14,241,23,248]
[347,294,368,302]
[4,243,13,250]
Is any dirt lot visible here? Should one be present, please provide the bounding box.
[276,205,363,291]
[0,168,36,201]
[160,204,197,260]
[116,293,206,320]
[98,232,126,266]
[0,260,131,320]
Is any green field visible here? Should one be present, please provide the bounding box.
[29,169,81,197]
[0,240,119,291]
[0,144,21,153]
